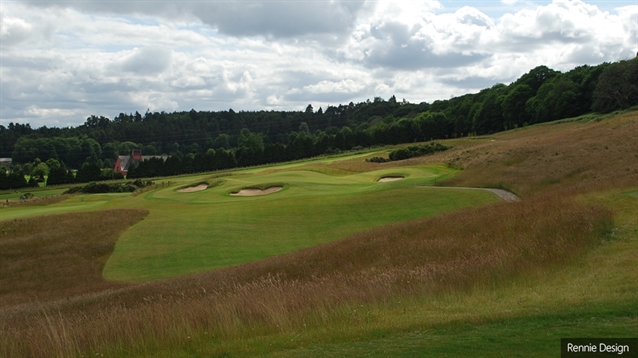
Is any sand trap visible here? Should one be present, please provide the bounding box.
[231,186,283,196]
[177,184,208,193]
[378,176,404,182]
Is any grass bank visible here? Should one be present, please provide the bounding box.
[1,111,637,357]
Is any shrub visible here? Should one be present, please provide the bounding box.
[366,157,389,163]
[388,143,450,161]
[63,180,155,194]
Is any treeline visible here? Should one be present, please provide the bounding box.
[0,158,124,190]
[1,58,636,184]
[0,171,38,190]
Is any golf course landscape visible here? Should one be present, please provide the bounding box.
[1,110,637,357]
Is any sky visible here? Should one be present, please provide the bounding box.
[1,0,637,128]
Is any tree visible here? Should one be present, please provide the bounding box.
[335,126,353,149]
[515,65,559,94]
[163,156,182,176]
[502,84,534,128]
[16,168,32,188]
[46,158,61,171]
[76,162,101,183]
[47,161,73,186]
[31,161,50,182]
[592,58,638,113]
[287,131,314,160]
[0,169,29,190]
[526,75,580,123]
[305,104,314,114]
[212,134,230,149]
[471,97,497,134]
[299,122,311,135]
[238,128,264,153]
[416,112,449,140]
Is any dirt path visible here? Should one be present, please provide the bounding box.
[417,186,521,202]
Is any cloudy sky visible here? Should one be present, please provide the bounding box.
[1,0,637,128]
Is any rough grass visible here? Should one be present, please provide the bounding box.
[0,209,148,308]
[1,194,72,207]
[431,110,638,197]
[0,195,612,357]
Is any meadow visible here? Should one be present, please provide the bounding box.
[1,111,637,357]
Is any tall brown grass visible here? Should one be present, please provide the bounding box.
[431,111,638,196]
[0,209,147,308]
[0,196,611,357]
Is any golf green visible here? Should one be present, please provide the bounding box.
[103,165,498,282]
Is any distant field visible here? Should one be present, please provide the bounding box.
[0,186,69,201]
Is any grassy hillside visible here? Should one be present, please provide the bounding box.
[1,111,637,357]
[104,165,496,281]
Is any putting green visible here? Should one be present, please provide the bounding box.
[103,164,499,282]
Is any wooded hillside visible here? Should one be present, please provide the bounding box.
[1,58,636,186]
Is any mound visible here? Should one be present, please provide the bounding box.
[378,176,404,182]
[230,186,283,196]
[177,184,208,193]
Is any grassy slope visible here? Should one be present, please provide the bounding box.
[236,112,638,357]
[154,111,638,357]
[1,112,637,357]
[247,192,637,358]
[103,165,496,281]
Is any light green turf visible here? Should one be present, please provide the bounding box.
[217,302,637,358]
[103,164,498,282]
[0,192,132,221]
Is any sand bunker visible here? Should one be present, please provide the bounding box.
[231,186,283,196]
[177,184,208,193]
[378,176,404,182]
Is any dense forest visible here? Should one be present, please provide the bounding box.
[1,57,637,189]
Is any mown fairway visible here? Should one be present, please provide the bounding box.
[103,164,496,281]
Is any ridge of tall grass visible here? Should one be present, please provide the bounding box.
[0,195,612,357]
[435,110,638,197]
[1,194,72,207]
[0,209,148,308]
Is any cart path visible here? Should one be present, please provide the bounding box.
[417,186,521,202]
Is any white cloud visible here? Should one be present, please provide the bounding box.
[119,47,173,75]
[285,79,370,103]
[18,0,367,40]
[337,4,494,70]
[1,0,636,128]
[0,15,33,46]
[23,106,77,118]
